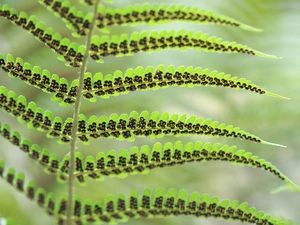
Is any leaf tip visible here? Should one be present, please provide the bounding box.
[265,92,290,100]
[255,51,281,59]
[240,24,263,32]
[271,184,300,194]
[262,141,286,148]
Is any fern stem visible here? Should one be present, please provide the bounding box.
[66,1,101,224]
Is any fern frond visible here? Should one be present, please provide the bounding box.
[0,5,278,65]
[0,53,77,105]
[39,1,262,36]
[0,90,283,146]
[0,123,68,181]
[0,4,84,67]
[0,86,55,131]
[0,87,285,146]
[39,0,87,35]
[93,4,262,34]
[0,86,71,143]
[0,162,294,225]
[271,184,300,194]
[65,188,292,225]
[64,189,296,225]
[73,141,297,189]
[76,111,284,146]
[0,160,82,220]
[0,54,288,106]
[1,121,295,188]
[0,160,57,216]
[80,65,288,100]
[89,29,279,61]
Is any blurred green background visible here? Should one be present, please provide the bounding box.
[0,0,299,225]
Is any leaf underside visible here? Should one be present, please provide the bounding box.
[0,87,283,146]
[0,4,277,68]
[0,2,295,225]
[88,29,278,63]
[0,164,292,225]
[39,0,262,36]
[1,122,297,189]
[0,53,288,107]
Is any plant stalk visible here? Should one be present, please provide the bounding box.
[66,1,101,224]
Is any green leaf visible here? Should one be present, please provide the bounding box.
[0,4,83,67]
[89,29,279,60]
[0,162,294,225]
[0,123,72,182]
[80,111,282,145]
[0,160,59,216]
[66,189,293,224]
[271,184,300,194]
[39,0,82,32]
[93,4,262,33]
[36,140,296,190]
[56,3,262,37]
[0,89,286,146]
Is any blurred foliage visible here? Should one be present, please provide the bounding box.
[0,0,299,225]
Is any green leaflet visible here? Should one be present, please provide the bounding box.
[39,0,91,37]
[81,65,288,100]
[77,188,289,224]
[1,122,297,190]
[0,53,288,106]
[39,0,83,31]
[0,53,77,105]
[78,110,285,146]
[40,1,262,36]
[0,162,56,216]
[0,123,63,179]
[93,4,262,33]
[0,162,294,225]
[271,184,300,194]
[0,4,84,67]
[71,141,297,189]
[0,86,55,133]
[0,4,279,66]
[89,29,279,60]
[0,2,295,225]
[0,90,285,146]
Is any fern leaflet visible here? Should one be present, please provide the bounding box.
[0,90,285,145]
[0,1,295,224]
[89,29,279,62]
[0,53,288,106]
[1,122,297,189]
[0,4,84,67]
[0,165,293,225]
[0,4,278,67]
[39,1,262,36]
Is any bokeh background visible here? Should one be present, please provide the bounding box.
[0,0,299,225]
